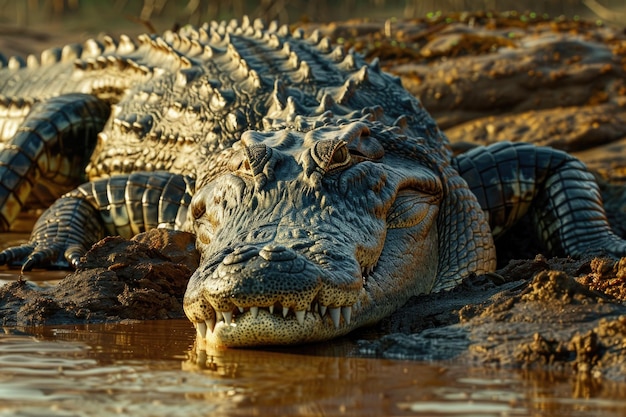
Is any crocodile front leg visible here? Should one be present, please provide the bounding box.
[0,93,109,230]
[454,141,626,257]
[0,171,195,270]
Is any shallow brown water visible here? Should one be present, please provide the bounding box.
[1,318,626,417]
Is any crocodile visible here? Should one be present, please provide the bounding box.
[0,18,625,347]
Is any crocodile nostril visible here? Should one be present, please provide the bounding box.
[259,244,297,261]
[222,245,259,265]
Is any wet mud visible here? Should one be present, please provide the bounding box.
[1,12,626,379]
[0,229,198,325]
[360,255,626,381]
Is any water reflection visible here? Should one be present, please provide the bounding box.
[1,320,626,416]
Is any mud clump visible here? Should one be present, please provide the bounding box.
[578,257,626,301]
[0,229,199,325]
[361,259,626,381]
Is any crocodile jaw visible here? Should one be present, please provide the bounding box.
[185,218,440,347]
[195,294,366,347]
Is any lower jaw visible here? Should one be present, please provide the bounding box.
[197,309,361,348]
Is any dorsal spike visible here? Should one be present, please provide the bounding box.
[188,39,203,55]
[209,88,235,112]
[198,27,210,42]
[176,67,203,87]
[102,35,116,53]
[162,30,176,44]
[360,106,384,121]
[309,29,321,44]
[267,33,281,49]
[8,55,25,70]
[83,38,103,57]
[262,117,274,130]
[248,69,263,90]
[293,28,304,39]
[61,44,82,61]
[317,93,337,113]
[137,33,151,46]
[298,60,314,81]
[26,55,38,68]
[330,45,345,62]
[271,80,288,110]
[353,65,369,84]
[282,41,293,56]
[288,51,300,69]
[253,18,265,30]
[341,53,356,70]
[156,36,172,51]
[336,79,357,104]
[241,15,251,29]
[318,37,332,53]
[369,57,381,73]
[41,47,61,65]
[210,30,223,43]
[277,24,290,37]
[268,20,278,33]
[285,96,299,120]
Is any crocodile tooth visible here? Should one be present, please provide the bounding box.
[196,321,207,338]
[250,306,259,318]
[269,305,274,314]
[320,305,327,317]
[341,306,352,326]
[216,311,223,321]
[329,307,341,329]
[205,318,215,333]
[295,310,306,325]
[222,311,233,325]
[282,306,289,318]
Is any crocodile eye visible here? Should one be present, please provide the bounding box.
[331,145,349,165]
[310,139,352,173]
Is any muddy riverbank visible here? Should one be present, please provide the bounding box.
[1,12,626,381]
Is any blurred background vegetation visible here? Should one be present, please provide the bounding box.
[0,0,624,56]
[1,0,625,30]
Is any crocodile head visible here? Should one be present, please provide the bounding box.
[183,118,444,346]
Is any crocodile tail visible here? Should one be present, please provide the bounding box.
[455,141,626,258]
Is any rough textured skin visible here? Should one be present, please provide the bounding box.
[0,17,624,346]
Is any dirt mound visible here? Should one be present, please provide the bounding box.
[0,229,198,325]
[360,257,626,381]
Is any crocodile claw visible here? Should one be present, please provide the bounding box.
[0,194,106,271]
[0,242,77,271]
[0,244,35,268]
